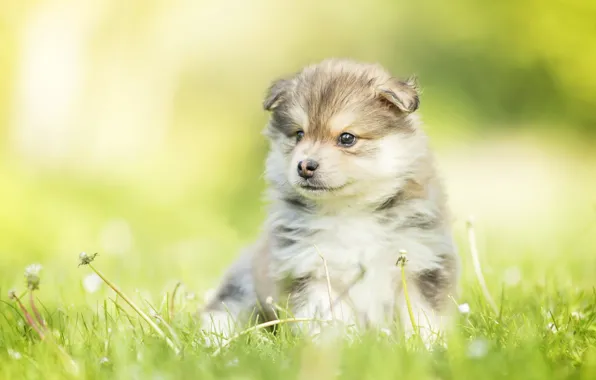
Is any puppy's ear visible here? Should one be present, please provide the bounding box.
[263,78,291,111]
[376,76,420,113]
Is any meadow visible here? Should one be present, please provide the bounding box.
[1,1,596,378]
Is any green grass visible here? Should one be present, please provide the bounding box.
[1,231,595,380]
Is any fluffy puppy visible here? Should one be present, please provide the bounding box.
[199,58,459,343]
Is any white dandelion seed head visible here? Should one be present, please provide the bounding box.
[458,303,471,314]
[82,273,102,293]
[24,263,42,290]
[25,263,42,276]
[467,338,489,358]
[265,296,273,305]
[8,349,22,360]
[7,289,17,300]
[185,292,196,301]
[503,266,522,286]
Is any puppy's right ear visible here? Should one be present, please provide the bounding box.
[263,79,291,111]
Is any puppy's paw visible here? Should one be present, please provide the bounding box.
[198,310,237,347]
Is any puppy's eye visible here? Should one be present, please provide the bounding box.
[338,133,357,147]
[296,130,304,142]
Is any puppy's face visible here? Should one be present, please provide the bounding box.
[263,59,425,204]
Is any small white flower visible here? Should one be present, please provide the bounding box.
[571,311,585,320]
[458,303,471,314]
[380,328,392,337]
[547,322,558,333]
[8,349,22,360]
[265,296,273,305]
[7,289,17,300]
[24,263,42,290]
[503,266,522,286]
[82,273,102,293]
[467,338,489,358]
[185,292,196,301]
[99,357,109,365]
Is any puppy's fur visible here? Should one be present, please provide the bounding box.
[199,58,459,342]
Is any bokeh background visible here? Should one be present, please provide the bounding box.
[1,0,595,306]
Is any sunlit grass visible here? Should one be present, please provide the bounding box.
[1,247,595,379]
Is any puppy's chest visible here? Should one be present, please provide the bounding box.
[273,215,400,281]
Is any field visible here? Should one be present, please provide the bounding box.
[1,133,595,380]
[1,1,595,378]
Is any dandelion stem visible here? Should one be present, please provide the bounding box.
[13,295,45,339]
[397,251,418,336]
[314,245,335,320]
[466,217,499,314]
[29,291,46,329]
[87,263,181,355]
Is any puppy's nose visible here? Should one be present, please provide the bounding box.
[297,159,319,179]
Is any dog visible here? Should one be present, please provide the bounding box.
[199,58,459,344]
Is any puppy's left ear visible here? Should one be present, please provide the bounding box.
[263,78,291,111]
[376,76,420,113]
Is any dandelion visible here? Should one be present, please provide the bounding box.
[82,273,103,293]
[7,289,17,300]
[458,303,471,314]
[78,252,98,266]
[186,292,196,301]
[467,338,489,358]
[24,263,42,290]
[78,252,181,355]
[8,349,22,360]
[571,311,585,320]
[503,266,522,286]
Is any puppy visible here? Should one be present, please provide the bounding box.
[199,58,459,343]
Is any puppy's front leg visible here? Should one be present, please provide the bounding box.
[397,265,457,346]
[290,281,356,337]
[198,253,259,345]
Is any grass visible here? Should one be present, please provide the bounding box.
[1,225,595,380]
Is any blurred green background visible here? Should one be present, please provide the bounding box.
[0,0,595,306]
